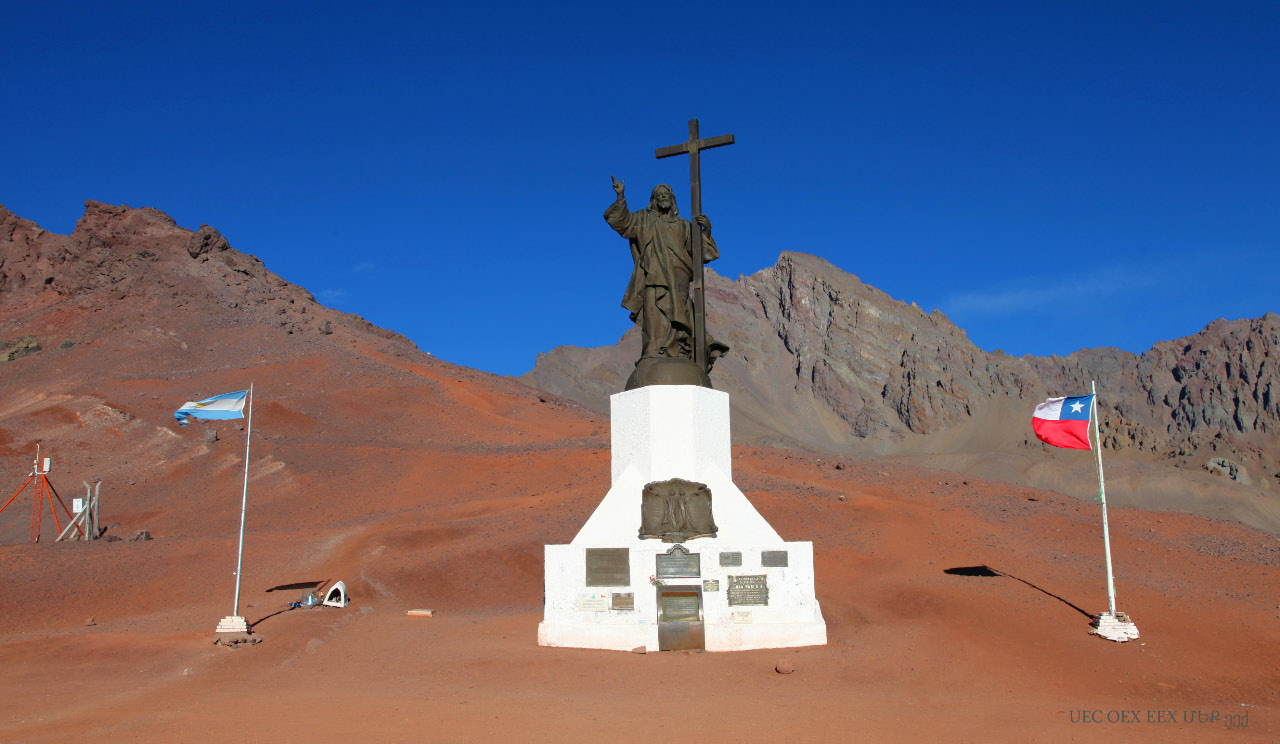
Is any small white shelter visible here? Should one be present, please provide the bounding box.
[323,581,349,608]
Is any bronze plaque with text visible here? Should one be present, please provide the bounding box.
[612,592,635,610]
[656,545,701,578]
[727,575,769,606]
[719,551,742,567]
[585,548,630,587]
[761,550,789,567]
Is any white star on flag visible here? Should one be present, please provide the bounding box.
[1070,401,1085,413]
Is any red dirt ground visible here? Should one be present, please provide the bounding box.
[0,203,1274,741]
[1,364,1275,742]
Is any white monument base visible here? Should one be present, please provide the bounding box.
[215,615,249,633]
[538,386,827,653]
[1091,611,1139,642]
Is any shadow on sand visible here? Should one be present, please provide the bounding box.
[944,565,1094,619]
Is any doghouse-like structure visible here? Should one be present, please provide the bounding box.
[323,581,348,608]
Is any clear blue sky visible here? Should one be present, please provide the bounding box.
[4,1,1277,375]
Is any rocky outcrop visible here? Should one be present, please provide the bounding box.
[0,200,416,346]
[523,252,1279,484]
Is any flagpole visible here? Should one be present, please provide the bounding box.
[232,383,253,619]
[1091,380,1117,617]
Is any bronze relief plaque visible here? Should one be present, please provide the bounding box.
[612,592,635,610]
[639,478,718,543]
[585,548,630,587]
[727,575,769,606]
[719,551,742,567]
[761,550,789,567]
[655,544,701,578]
[703,579,719,592]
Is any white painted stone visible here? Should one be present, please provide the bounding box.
[539,385,827,652]
[1091,611,1140,642]
[215,615,249,633]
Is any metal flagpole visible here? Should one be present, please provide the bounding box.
[1091,380,1117,617]
[232,383,253,618]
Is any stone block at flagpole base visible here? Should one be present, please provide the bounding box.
[1091,611,1139,642]
[215,615,249,633]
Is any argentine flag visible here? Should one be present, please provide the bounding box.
[175,390,248,426]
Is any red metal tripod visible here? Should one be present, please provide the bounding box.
[0,445,81,543]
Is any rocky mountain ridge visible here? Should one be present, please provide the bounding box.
[523,252,1278,492]
[0,200,578,547]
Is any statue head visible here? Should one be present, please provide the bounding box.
[649,184,677,215]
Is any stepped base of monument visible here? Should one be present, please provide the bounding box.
[538,612,827,653]
[538,385,827,653]
[538,540,826,653]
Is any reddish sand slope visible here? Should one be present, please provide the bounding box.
[0,202,1274,740]
[1,439,1275,741]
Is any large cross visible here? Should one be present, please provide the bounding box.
[655,119,734,375]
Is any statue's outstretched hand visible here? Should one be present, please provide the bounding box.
[696,214,712,233]
[611,175,625,195]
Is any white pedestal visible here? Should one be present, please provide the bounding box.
[1091,611,1139,642]
[215,615,249,633]
[538,386,827,652]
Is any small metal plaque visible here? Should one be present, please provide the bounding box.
[576,592,609,612]
[656,544,700,578]
[719,551,742,567]
[611,592,634,611]
[732,610,753,624]
[585,548,630,587]
[703,579,719,592]
[727,575,769,606]
[761,550,789,567]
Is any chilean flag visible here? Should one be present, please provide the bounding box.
[1031,394,1094,450]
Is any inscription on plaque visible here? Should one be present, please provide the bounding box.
[727,575,769,606]
[655,544,700,578]
[660,593,701,622]
[761,550,789,568]
[576,592,609,612]
[585,548,630,587]
[732,610,753,624]
[612,592,635,611]
[703,579,719,592]
[719,551,742,567]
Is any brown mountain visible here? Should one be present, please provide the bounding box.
[523,252,1279,530]
[1,202,1277,740]
[0,199,604,546]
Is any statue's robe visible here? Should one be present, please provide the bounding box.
[604,194,728,364]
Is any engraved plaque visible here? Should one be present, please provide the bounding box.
[655,545,700,578]
[727,575,769,606]
[703,579,719,592]
[761,550,789,567]
[719,551,742,567]
[585,548,630,587]
[576,592,609,612]
[612,592,634,611]
[732,610,753,624]
[639,478,718,543]
[660,594,701,622]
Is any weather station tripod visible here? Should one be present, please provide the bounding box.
[0,445,82,543]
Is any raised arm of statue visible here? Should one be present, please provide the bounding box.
[604,177,636,239]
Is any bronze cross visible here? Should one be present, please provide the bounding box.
[655,119,735,375]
